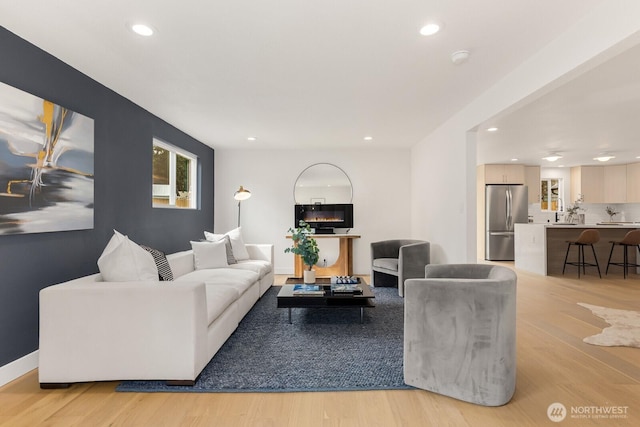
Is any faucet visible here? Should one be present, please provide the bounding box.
[557,198,564,212]
[555,212,560,222]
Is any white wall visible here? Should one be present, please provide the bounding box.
[410,2,640,263]
[214,148,411,275]
[410,121,477,264]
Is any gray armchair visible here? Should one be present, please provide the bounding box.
[403,264,517,406]
[370,239,430,297]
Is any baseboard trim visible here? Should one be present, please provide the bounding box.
[0,350,38,388]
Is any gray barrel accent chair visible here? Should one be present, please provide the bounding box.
[370,239,430,297]
[403,264,517,406]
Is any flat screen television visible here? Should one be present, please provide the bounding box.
[294,204,353,233]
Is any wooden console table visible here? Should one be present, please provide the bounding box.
[287,234,361,277]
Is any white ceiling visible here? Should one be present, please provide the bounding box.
[477,42,640,167]
[0,0,606,152]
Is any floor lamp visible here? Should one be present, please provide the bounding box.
[234,186,251,227]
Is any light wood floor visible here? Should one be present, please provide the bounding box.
[1,269,639,426]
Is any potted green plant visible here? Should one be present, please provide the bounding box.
[285,220,320,283]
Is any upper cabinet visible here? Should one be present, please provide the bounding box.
[568,164,638,204]
[627,162,640,203]
[524,166,540,203]
[603,165,627,203]
[483,164,525,184]
[571,166,604,203]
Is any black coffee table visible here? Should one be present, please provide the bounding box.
[277,284,375,324]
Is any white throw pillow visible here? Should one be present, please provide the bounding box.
[204,227,250,261]
[97,230,158,282]
[204,231,237,264]
[191,240,229,269]
[226,227,250,261]
[204,230,224,242]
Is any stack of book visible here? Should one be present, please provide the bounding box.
[292,284,325,296]
[330,283,362,295]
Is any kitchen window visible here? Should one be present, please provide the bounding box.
[540,178,563,212]
[152,139,197,209]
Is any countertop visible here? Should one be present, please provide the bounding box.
[522,223,640,229]
[514,222,640,276]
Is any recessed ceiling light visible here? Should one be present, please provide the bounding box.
[487,127,498,132]
[593,154,615,162]
[542,153,563,162]
[364,136,373,141]
[419,22,441,36]
[247,136,257,141]
[130,23,154,37]
[510,158,518,162]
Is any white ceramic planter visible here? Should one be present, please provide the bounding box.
[303,269,316,284]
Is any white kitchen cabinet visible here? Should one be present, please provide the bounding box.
[570,166,604,203]
[524,166,540,203]
[603,165,626,203]
[627,162,640,202]
[483,164,525,184]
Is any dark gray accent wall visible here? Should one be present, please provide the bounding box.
[0,27,215,367]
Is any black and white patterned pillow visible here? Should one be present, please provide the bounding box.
[140,245,174,281]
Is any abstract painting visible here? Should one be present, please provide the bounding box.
[0,81,94,235]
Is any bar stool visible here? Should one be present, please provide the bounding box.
[605,229,640,278]
[562,229,601,278]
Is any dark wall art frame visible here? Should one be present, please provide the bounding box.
[0,81,95,235]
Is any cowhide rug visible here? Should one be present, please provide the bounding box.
[578,303,640,348]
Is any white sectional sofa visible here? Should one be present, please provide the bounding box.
[38,243,273,388]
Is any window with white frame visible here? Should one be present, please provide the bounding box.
[152,139,198,209]
[540,178,563,212]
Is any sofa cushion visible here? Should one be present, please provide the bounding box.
[203,285,238,326]
[228,259,272,278]
[97,230,158,282]
[203,227,250,261]
[175,268,258,297]
[373,258,399,272]
[203,232,238,264]
[191,240,228,269]
[226,227,250,261]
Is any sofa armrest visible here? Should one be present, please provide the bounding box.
[399,242,431,279]
[398,242,430,297]
[39,280,209,384]
[245,244,274,264]
[424,263,494,279]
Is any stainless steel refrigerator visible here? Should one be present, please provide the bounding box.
[485,185,528,261]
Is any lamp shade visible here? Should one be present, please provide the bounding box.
[234,186,251,201]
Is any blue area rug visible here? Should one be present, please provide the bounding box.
[116,286,412,393]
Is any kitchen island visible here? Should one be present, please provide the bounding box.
[514,223,640,276]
